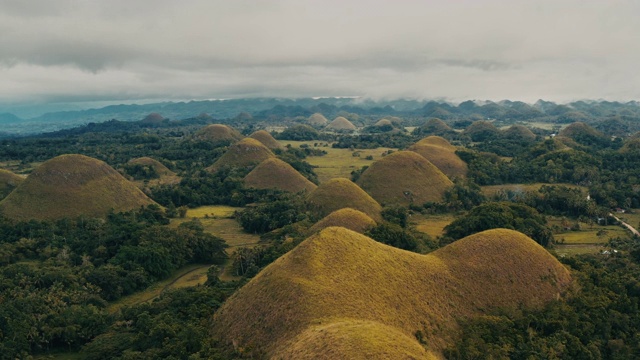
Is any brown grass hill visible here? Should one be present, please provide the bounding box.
[308,113,329,127]
[194,124,244,144]
[308,208,376,235]
[356,151,453,206]
[244,158,317,193]
[140,112,165,124]
[0,169,24,200]
[414,135,457,151]
[306,178,382,222]
[127,157,176,177]
[419,118,453,136]
[503,124,536,141]
[249,130,285,150]
[407,143,468,179]
[212,227,572,359]
[374,119,393,127]
[0,154,156,221]
[463,120,500,142]
[558,122,609,148]
[206,138,275,173]
[326,116,356,131]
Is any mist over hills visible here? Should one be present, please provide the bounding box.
[2,97,640,136]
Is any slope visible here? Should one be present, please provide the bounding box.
[249,130,285,150]
[308,208,376,234]
[306,178,382,222]
[0,169,24,200]
[407,143,468,179]
[244,158,317,193]
[206,138,275,173]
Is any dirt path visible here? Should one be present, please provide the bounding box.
[610,213,640,237]
[159,264,210,296]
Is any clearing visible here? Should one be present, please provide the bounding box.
[411,213,456,238]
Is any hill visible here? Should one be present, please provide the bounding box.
[206,138,275,173]
[140,112,165,124]
[356,151,453,206]
[308,208,376,234]
[212,227,572,358]
[418,118,453,136]
[374,118,393,127]
[326,116,356,131]
[463,120,500,141]
[194,124,244,144]
[414,135,457,151]
[306,178,382,222]
[503,124,536,141]
[126,157,176,177]
[244,158,317,193]
[558,122,609,148]
[0,169,24,200]
[308,113,329,127]
[248,130,285,150]
[407,143,468,179]
[0,154,157,221]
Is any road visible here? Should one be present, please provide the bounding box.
[609,213,640,237]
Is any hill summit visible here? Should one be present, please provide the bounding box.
[248,130,284,150]
[326,116,356,131]
[408,137,467,179]
[212,227,572,358]
[0,169,24,200]
[244,158,316,193]
[308,208,376,234]
[194,124,244,144]
[308,113,329,127]
[307,178,382,222]
[0,154,156,221]
[356,151,453,206]
[206,138,275,173]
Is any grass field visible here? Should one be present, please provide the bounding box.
[481,183,587,198]
[183,205,241,218]
[278,140,396,183]
[108,263,210,313]
[553,244,603,257]
[411,213,456,238]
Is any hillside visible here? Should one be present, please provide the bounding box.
[206,138,275,173]
[503,124,536,141]
[126,157,176,177]
[326,116,356,131]
[356,151,453,206]
[308,208,376,234]
[307,178,382,222]
[0,154,157,221]
[249,130,285,150]
[414,135,457,151]
[244,158,317,193]
[0,169,24,200]
[408,143,468,179]
[212,227,572,358]
[194,124,244,144]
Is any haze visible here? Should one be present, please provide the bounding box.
[1,0,639,105]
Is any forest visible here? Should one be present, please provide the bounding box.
[1,100,640,359]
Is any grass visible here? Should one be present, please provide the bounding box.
[195,124,243,143]
[307,178,383,222]
[0,154,156,221]
[408,143,468,178]
[277,140,396,183]
[206,138,275,173]
[182,205,242,218]
[249,130,284,150]
[553,244,604,257]
[212,227,571,358]
[412,213,456,238]
[108,263,210,313]
[308,208,377,234]
[356,151,453,206]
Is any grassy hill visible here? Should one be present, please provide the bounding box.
[307,178,382,222]
[327,116,356,131]
[308,113,329,127]
[0,154,157,221]
[308,208,376,234]
[0,169,24,200]
[244,158,317,193]
[206,138,275,173]
[407,143,468,179]
[249,130,285,150]
[503,124,536,141]
[212,227,572,358]
[356,151,453,206]
[126,157,176,177]
[194,124,244,144]
[415,135,457,151]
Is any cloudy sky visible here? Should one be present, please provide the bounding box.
[1,0,639,105]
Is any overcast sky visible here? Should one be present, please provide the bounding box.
[1,0,639,105]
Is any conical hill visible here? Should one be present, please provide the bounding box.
[356,151,453,206]
[503,124,536,141]
[326,116,356,131]
[408,143,467,179]
[0,169,24,200]
[244,158,316,193]
[212,227,572,358]
[306,178,382,222]
[415,135,456,151]
[308,113,329,127]
[126,157,176,177]
[249,130,284,150]
[206,138,275,173]
[194,124,244,144]
[308,208,376,234]
[0,154,156,221]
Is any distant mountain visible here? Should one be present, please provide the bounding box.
[0,113,22,123]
